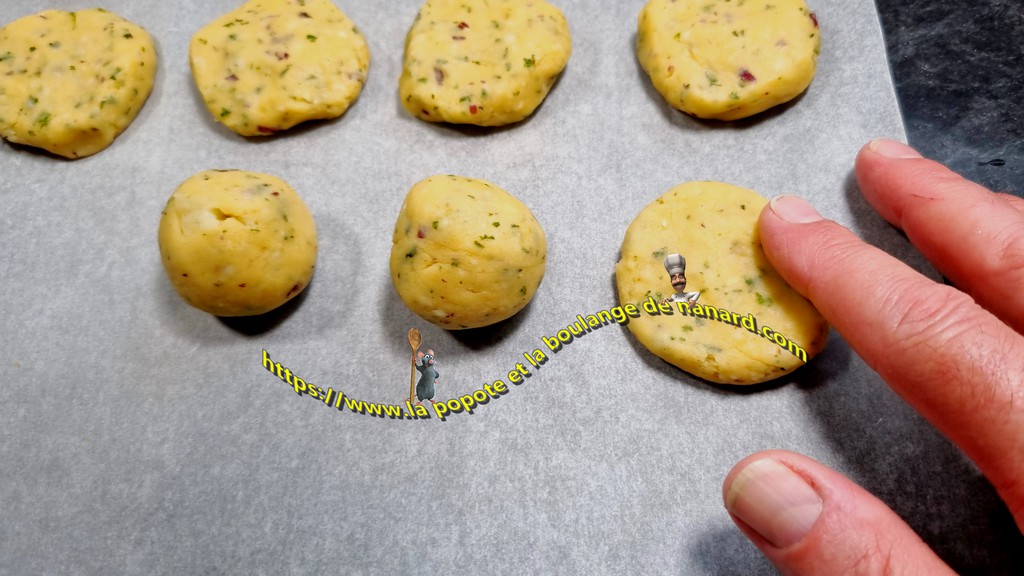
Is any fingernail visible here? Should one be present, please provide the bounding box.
[768,195,823,224]
[725,459,823,548]
[868,138,922,159]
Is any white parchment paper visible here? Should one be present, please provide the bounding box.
[2,1,1015,574]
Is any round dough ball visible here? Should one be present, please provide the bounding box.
[189,0,369,136]
[399,0,572,126]
[637,0,820,120]
[391,175,546,329]
[159,170,318,317]
[615,182,828,384]
[0,8,157,158]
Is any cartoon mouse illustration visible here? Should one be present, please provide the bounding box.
[415,350,439,405]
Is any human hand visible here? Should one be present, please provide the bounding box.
[723,139,1024,574]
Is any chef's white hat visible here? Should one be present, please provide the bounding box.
[664,253,686,275]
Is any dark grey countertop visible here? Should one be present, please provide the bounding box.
[874,1,1024,572]
[876,0,1023,196]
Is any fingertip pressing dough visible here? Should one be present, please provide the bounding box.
[159,170,318,317]
[637,0,820,120]
[190,0,369,136]
[399,0,571,126]
[391,175,547,329]
[615,182,828,384]
[0,8,157,158]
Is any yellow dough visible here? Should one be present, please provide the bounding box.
[615,182,828,384]
[190,0,369,136]
[0,8,156,158]
[159,170,318,317]
[637,0,820,120]
[391,175,547,329]
[399,0,572,126]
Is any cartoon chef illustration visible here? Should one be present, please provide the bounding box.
[661,253,700,305]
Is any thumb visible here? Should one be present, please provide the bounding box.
[723,451,956,575]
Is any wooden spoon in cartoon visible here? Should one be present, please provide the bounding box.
[407,328,421,404]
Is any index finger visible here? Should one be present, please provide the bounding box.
[757,193,1024,530]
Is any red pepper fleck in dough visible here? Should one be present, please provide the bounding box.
[739,69,756,83]
[469,104,478,114]
[434,66,445,85]
[457,21,469,29]
[809,12,818,28]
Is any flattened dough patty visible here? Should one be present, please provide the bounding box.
[159,170,318,317]
[391,175,547,329]
[190,0,369,136]
[0,8,156,158]
[400,0,571,126]
[637,0,820,120]
[615,182,828,384]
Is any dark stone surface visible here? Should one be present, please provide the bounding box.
[870,3,1024,573]
[875,0,1024,196]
